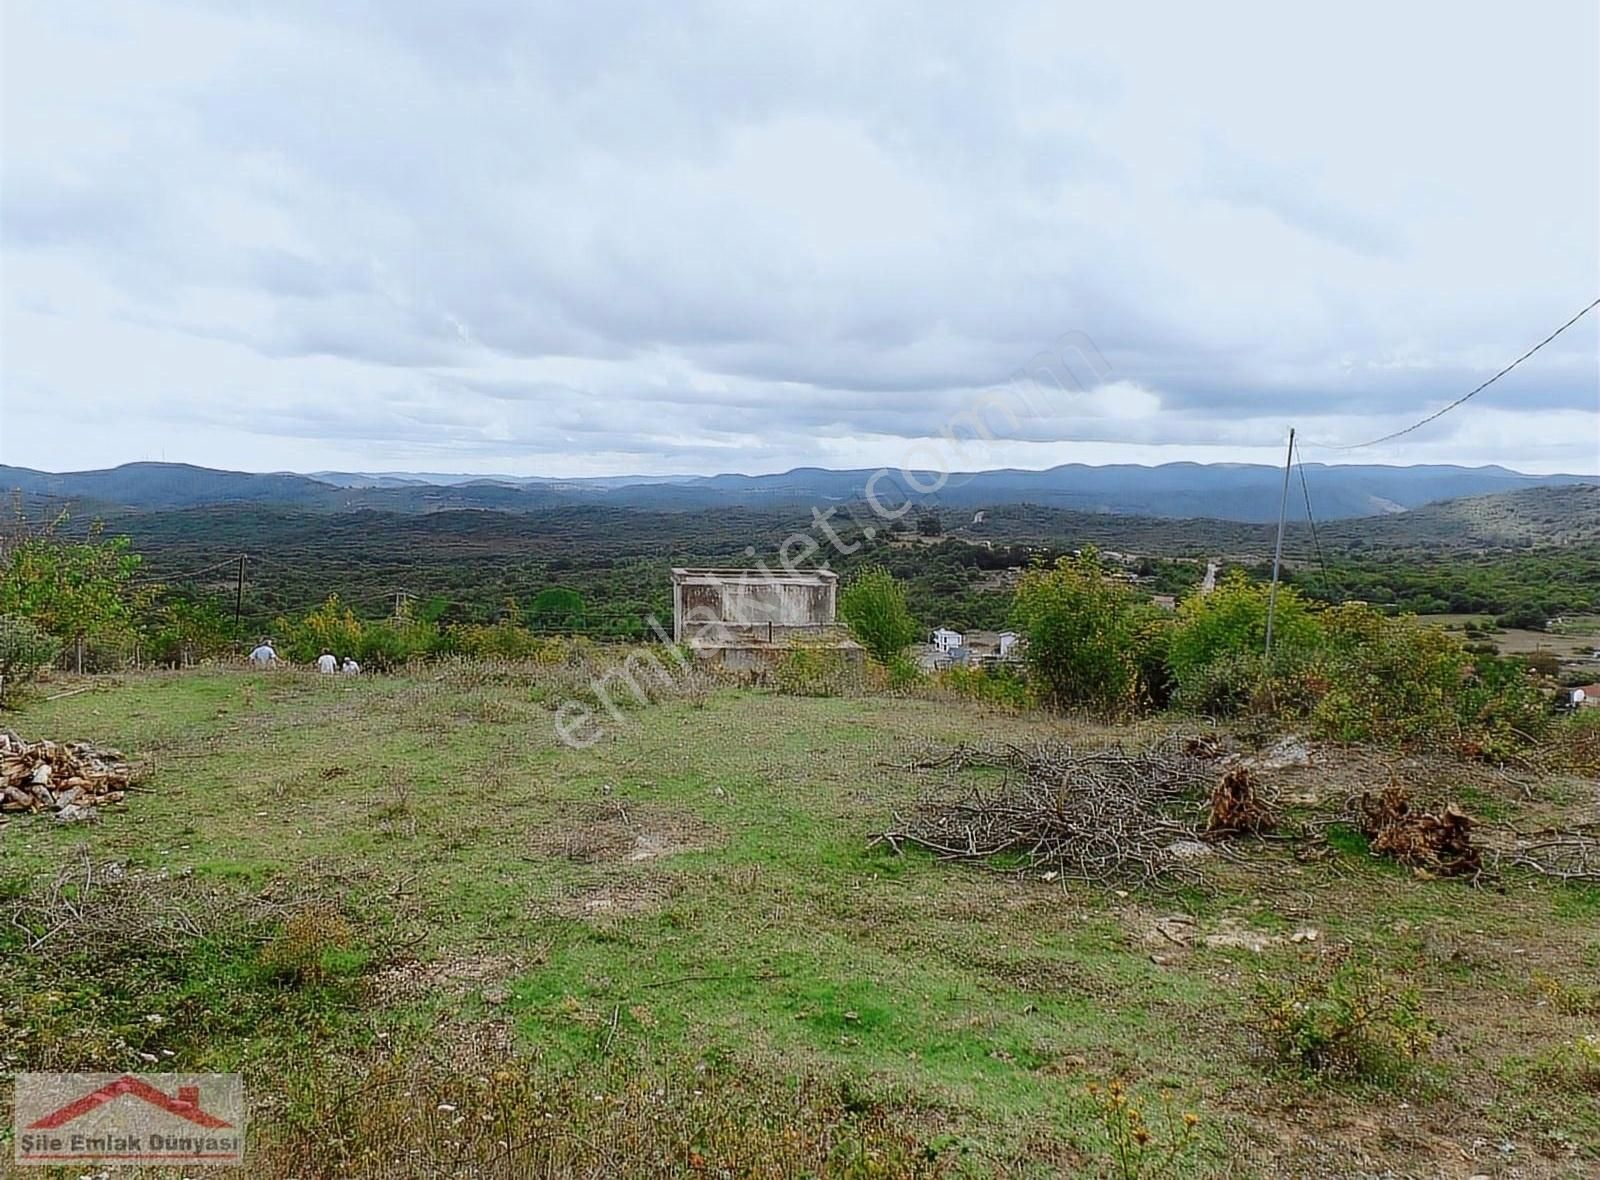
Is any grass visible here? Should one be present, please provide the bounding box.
[2,667,1598,1177]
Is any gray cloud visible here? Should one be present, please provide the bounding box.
[1,0,1596,476]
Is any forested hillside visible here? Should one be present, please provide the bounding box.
[18,481,1593,640]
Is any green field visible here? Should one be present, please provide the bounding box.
[2,669,1597,1177]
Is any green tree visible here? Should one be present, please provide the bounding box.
[530,586,586,631]
[276,594,364,663]
[839,566,920,665]
[0,521,148,671]
[1167,572,1322,713]
[0,613,60,705]
[146,597,233,667]
[1012,548,1141,716]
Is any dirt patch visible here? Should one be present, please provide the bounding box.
[368,953,529,1003]
[1130,911,1319,956]
[549,874,686,921]
[526,801,715,864]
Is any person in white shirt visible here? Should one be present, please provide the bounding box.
[249,642,278,667]
[341,657,360,675]
[316,651,337,674]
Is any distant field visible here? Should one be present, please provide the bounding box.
[2,669,1597,1177]
[1423,613,1600,670]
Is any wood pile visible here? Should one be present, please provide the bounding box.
[0,730,133,823]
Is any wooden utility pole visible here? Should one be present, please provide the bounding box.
[234,554,247,638]
[1264,428,1295,661]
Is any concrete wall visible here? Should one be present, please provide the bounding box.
[672,570,837,642]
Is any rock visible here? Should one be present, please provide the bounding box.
[54,803,98,824]
[1230,737,1311,772]
[1202,918,1280,953]
[1166,839,1214,861]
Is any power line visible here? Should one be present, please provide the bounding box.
[131,556,243,585]
[1332,295,1600,451]
[1295,452,1334,599]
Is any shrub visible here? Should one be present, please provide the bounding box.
[1495,607,1547,631]
[1537,708,1600,776]
[1168,573,1322,714]
[276,594,365,664]
[839,566,920,665]
[530,586,586,631]
[1129,607,1177,709]
[1312,605,1466,747]
[447,620,547,660]
[1251,953,1436,1081]
[143,598,232,667]
[773,646,854,697]
[276,596,441,669]
[939,662,1032,709]
[0,613,59,705]
[865,653,925,693]
[1454,650,1550,760]
[1312,604,1549,757]
[1013,548,1141,716]
[259,908,360,987]
[356,620,439,671]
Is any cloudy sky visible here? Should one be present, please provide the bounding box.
[2,1,1596,477]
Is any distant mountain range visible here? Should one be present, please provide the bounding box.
[2,460,1594,524]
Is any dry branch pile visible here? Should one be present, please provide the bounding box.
[0,730,134,823]
[874,741,1225,885]
[1489,825,1600,884]
[1354,784,1480,878]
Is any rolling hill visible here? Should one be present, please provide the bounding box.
[3,460,1592,522]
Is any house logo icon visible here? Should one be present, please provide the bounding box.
[27,1075,234,1131]
[14,1072,246,1167]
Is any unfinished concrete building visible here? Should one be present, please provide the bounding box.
[670,568,862,671]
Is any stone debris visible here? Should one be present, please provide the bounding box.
[1201,918,1280,953]
[1228,737,1311,772]
[0,730,134,824]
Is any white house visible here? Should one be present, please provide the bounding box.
[998,631,1019,658]
[931,628,964,653]
[1568,684,1600,709]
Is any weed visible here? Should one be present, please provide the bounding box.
[1083,1077,1200,1180]
[258,1028,954,1178]
[1533,972,1600,1017]
[1251,952,1437,1082]
[773,646,856,697]
[259,907,361,987]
